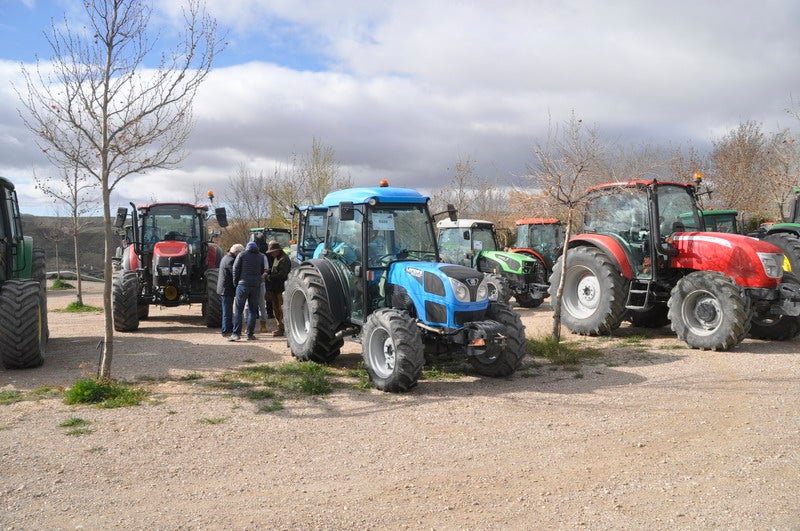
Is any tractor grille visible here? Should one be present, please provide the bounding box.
[425,301,447,324]
[455,309,485,325]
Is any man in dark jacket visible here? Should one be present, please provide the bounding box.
[231,241,265,341]
[265,240,292,337]
[216,243,244,337]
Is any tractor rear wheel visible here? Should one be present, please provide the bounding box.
[749,272,800,340]
[668,271,750,350]
[203,269,221,327]
[485,273,510,303]
[0,280,45,369]
[285,266,343,363]
[468,302,526,377]
[763,233,800,273]
[113,270,140,332]
[362,308,424,392]
[550,246,628,335]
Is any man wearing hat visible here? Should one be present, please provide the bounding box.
[265,240,291,337]
[231,240,266,341]
[217,243,244,337]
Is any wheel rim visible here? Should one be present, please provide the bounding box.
[563,265,601,319]
[487,280,501,301]
[288,288,310,343]
[366,326,396,379]
[681,289,722,336]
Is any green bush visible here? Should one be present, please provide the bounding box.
[64,378,147,408]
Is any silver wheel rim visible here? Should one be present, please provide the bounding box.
[682,290,722,336]
[366,326,396,379]
[288,289,310,343]
[564,265,601,319]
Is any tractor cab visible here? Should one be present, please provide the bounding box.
[698,209,740,233]
[249,227,292,254]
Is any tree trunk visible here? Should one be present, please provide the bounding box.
[551,210,574,341]
[73,226,83,306]
[99,184,114,378]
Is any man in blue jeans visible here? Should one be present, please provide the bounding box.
[216,243,244,337]
[230,241,265,341]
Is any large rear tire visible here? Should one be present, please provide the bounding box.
[285,267,343,363]
[668,271,750,350]
[468,302,526,377]
[113,270,140,332]
[763,233,800,273]
[0,280,45,369]
[204,269,221,327]
[549,246,628,335]
[749,272,800,340]
[362,308,424,392]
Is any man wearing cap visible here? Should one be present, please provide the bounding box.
[216,243,243,337]
[265,240,291,337]
[231,241,266,341]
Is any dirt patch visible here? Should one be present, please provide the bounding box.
[1,281,798,529]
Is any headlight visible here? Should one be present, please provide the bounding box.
[448,277,470,302]
[476,277,488,301]
[757,252,784,279]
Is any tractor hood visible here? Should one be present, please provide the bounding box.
[479,250,535,274]
[387,261,489,327]
[670,232,785,288]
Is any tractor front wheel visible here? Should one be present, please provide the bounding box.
[0,280,45,369]
[362,308,424,392]
[204,269,221,327]
[485,273,510,303]
[749,272,800,340]
[468,302,526,377]
[668,271,749,350]
[113,270,140,332]
[550,246,628,335]
[285,266,343,363]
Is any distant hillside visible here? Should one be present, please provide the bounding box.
[20,215,120,277]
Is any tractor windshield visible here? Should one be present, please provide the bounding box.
[367,204,437,266]
[584,188,648,238]
[472,227,498,252]
[142,205,201,250]
[301,209,326,255]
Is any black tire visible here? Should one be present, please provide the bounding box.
[628,303,670,328]
[468,302,526,377]
[0,280,45,369]
[668,271,750,350]
[137,304,150,320]
[749,272,800,340]
[549,246,628,335]
[362,308,424,392]
[204,269,221,327]
[763,232,800,273]
[485,273,510,303]
[32,248,49,341]
[285,266,343,363]
[113,270,140,332]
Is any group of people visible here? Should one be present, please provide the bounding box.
[216,239,291,341]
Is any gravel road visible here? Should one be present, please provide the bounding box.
[1,281,798,529]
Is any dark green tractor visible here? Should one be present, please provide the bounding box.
[0,176,48,369]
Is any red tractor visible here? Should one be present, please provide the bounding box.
[550,179,800,350]
[112,195,228,331]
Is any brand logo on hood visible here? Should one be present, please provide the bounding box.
[466,277,479,286]
[496,254,514,264]
[406,267,423,279]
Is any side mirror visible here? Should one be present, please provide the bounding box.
[209,229,221,241]
[447,203,457,222]
[340,201,355,221]
[215,207,228,228]
[114,207,128,229]
[462,230,470,240]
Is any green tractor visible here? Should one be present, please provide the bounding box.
[437,218,546,307]
[0,176,48,369]
[249,227,292,254]
[508,218,565,307]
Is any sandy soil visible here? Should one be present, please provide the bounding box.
[1,280,798,529]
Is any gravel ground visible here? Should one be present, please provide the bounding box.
[1,280,799,529]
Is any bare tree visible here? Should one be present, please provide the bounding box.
[762,129,799,220]
[34,159,99,306]
[527,112,605,339]
[298,138,351,205]
[16,0,222,378]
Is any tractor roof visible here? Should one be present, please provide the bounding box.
[140,202,209,212]
[0,176,13,191]
[588,179,694,193]
[250,227,291,233]
[437,218,494,229]
[699,209,738,216]
[515,217,560,225]
[322,186,429,207]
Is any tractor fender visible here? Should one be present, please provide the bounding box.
[765,224,800,237]
[568,234,634,279]
[511,248,547,268]
[671,232,782,288]
[122,245,139,271]
[207,243,222,269]
[305,259,349,324]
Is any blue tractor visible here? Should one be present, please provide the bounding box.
[283,183,527,392]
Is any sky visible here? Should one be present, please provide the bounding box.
[1,0,799,215]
